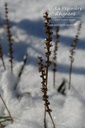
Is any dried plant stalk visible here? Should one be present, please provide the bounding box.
[69,23,81,89]
[38,56,47,128]
[18,53,28,78]
[0,94,14,123]
[38,57,55,128]
[52,26,60,88]
[0,39,6,70]
[14,52,28,91]
[5,3,13,73]
[38,11,55,128]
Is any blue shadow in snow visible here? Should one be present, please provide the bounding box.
[0,17,85,75]
[57,63,85,75]
[0,16,85,50]
[60,36,85,50]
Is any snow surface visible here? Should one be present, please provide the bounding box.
[0,0,85,128]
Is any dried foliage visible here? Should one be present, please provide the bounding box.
[69,23,82,89]
[38,11,55,128]
[5,3,13,73]
[52,26,60,88]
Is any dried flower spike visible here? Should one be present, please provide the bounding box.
[38,11,55,128]
[38,56,55,128]
[69,23,81,89]
[5,3,13,73]
[43,11,53,85]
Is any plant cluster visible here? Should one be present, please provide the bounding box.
[0,2,82,128]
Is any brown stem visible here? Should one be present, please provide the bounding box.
[0,94,14,123]
[44,106,47,128]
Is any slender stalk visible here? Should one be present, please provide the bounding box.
[0,94,14,123]
[53,71,55,88]
[69,23,81,89]
[5,3,13,73]
[44,107,47,128]
[69,60,73,89]
[52,26,59,88]
[18,53,28,78]
[44,12,55,128]
[49,112,55,128]
[14,52,28,91]
[0,41,6,70]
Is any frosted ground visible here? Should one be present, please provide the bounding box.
[0,0,85,128]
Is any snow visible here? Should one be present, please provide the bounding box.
[1,71,17,102]
[0,0,85,128]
